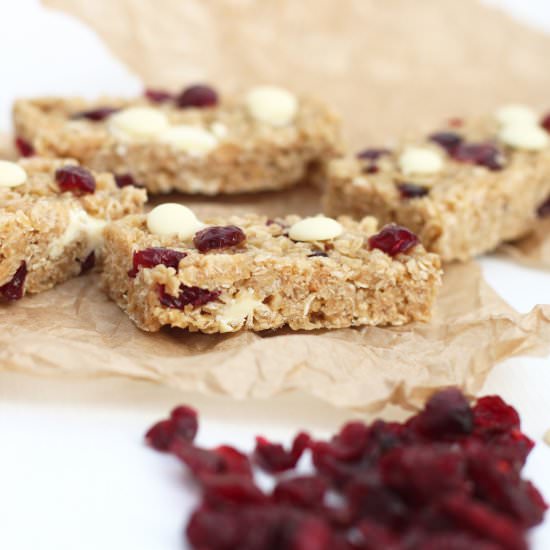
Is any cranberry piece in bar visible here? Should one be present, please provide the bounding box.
[541,113,550,133]
[0,261,27,301]
[55,165,96,195]
[15,137,35,157]
[397,182,429,199]
[364,164,380,174]
[128,247,186,278]
[368,224,419,257]
[176,84,218,108]
[114,173,138,188]
[158,284,220,309]
[79,251,96,274]
[429,131,463,153]
[357,148,391,161]
[536,196,550,218]
[71,107,119,122]
[452,142,503,171]
[193,225,246,253]
[144,88,174,103]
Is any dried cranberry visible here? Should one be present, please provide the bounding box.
[176,84,218,108]
[15,137,34,157]
[71,107,119,121]
[202,474,268,506]
[213,446,253,478]
[128,247,186,277]
[473,395,520,436]
[541,113,550,133]
[0,261,27,301]
[145,405,198,451]
[397,183,429,199]
[448,117,464,128]
[171,441,225,477]
[429,131,463,153]
[114,173,138,188]
[536,196,550,218]
[357,148,391,161]
[410,388,473,439]
[273,475,327,509]
[368,225,419,257]
[55,165,96,195]
[254,432,311,473]
[144,88,174,103]
[80,251,95,273]
[308,250,328,258]
[452,143,503,171]
[193,225,246,253]
[158,284,220,309]
[363,164,380,174]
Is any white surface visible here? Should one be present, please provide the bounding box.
[0,1,550,549]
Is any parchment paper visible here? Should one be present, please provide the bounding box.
[2,0,550,411]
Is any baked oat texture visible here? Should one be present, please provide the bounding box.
[13,91,341,195]
[102,213,442,333]
[323,115,550,261]
[0,158,146,297]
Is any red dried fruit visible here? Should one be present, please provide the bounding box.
[363,164,380,174]
[473,395,520,435]
[541,113,550,133]
[0,261,27,301]
[410,387,473,439]
[448,117,464,128]
[357,148,391,160]
[114,173,138,188]
[254,432,311,473]
[146,389,546,550]
[158,284,220,309]
[397,182,429,199]
[145,88,174,103]
[193,225,246,253]
[80,251,95,273]
[429,131,463,152]
[451,142,503,171]
[71,107,119,121]
[176,84,218,108]
[15,137,34,157]
[145,405,198,452]
[368,224,419,257]
[536,196,550,218]
[128,247,186,277]
[273,476,327,509]
[55,165,96,195]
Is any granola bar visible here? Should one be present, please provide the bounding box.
[13,84,341,195]
[101,204,441,333]
[0,158,146,300]
[323,105,550,261]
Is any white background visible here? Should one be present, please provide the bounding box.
[0,1,550,549]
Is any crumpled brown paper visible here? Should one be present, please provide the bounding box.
[1,0,549,411]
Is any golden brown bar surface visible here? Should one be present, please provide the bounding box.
[0,158,146,298]
[323,114,550,261]
[13,90,341,195]
[102,213,441,333]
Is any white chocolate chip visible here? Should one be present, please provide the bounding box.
[158,125,218,155]
[246,85,298,126]
[289,216,343,242]
[217,290,262,332]
[495,104,537,126]
[48,208,106,259]
[499,123,549,151]
[210,122,228,139]
[0,161,27,188]
[109,107,169,140]
[146,203,204,239]
[399,147,443,175]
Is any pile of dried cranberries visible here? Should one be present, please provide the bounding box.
[145,389,546,550]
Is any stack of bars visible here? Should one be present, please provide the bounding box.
[3,84,550,334]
